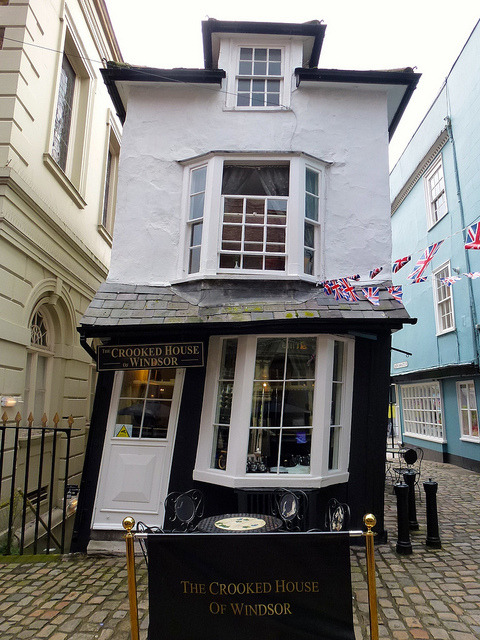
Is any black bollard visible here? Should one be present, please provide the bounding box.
[394,482,412,554]
[402,470,419,531]
[423,478,442,548]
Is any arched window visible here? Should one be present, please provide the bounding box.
[24,307,54,422]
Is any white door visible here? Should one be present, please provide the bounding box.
[92,367,185,530]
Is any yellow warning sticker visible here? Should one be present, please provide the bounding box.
[115,425,131,437]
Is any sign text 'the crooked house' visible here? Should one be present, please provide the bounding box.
[97,343,204,371]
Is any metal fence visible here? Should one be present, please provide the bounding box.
[0,411,78,555]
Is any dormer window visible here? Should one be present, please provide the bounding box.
[237,47,282,107]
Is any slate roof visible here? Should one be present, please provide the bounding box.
[81,280,412,329]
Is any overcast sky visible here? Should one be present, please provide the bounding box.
[104,0,479,167]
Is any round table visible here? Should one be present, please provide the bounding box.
[196,513,283,533]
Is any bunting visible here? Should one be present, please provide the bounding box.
[463,272,480,279]
[392,255,411,273]
[407,241,444,283]
[369,267,383,279]
[388,286,403,302]
[338,278,361,302]
[441,276,461,287]
[464,223,480,250]
[361,287,380,306]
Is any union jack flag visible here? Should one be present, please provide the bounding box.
[440,276,460,287]
[369,266,383,279]
[388,285,403,302]
[328,280,345,300]
[463,272,480,279]
[392,255,411,274]
[338,278,360,302]
[465,223,480,250]
[323,281,333,295]
[408,241,444,283]
[347,274,361,281]
[361,287,380,305]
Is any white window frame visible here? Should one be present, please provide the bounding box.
[424,156,448,229]
[98,113,121,242]
[223,37,294,110]
[43,11,95,205]
[400,381,445,442]
[178,153,326,282]
[457,380,479,442]
[193,334,354,489]
[433,261,455,335]
[24,307,54,423]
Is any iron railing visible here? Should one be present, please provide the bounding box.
[0,411,78,555]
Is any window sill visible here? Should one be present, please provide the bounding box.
[460,436,480,444]
[402,432,446,444]
[193,468,348,488]
[436,326,456,337]
[97,224,113,247]
[172,273,321,285]
[43,153,86,209]
[223,106,291,113]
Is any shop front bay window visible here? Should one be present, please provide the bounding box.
[195,334,354,488]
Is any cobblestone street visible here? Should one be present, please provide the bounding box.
[0,460,478,639]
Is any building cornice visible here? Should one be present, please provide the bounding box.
[391,128,449,215]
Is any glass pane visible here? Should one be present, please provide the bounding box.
[471,412,479,437]
[224,198,244,214]
[52,55,75,171]
[255,338,287,380]
[461,410,470,436]
[268,62,281,76]
[333,341,345,382]
[211,425,229,469]
[254,49,267,61]
[304,222,314,248]
[243,255,263,269]
[286,338,316,379]
[269,49,281,62]
[331,382,342,425]
[279,429,311,471]
[215,382,234,424]
[148,368,175,397]
[306,168,318,195]
[245,226,264,242]
[246,429,279,473]
[120,369,149,398]
[240,48,253,60]
[219,254,241,268]
[220,339,237,379]
[141,400,170,437]
[266,227,285,243]
[238,61,252,75]
[305,193,318,221]
[191,166,206,194]
[468,384,476,411]
[264,256,285,270]
[189,246,201,273]
[282,382,314,427]
[253,61,267,76]
[267,199,287,215]
[222,225,242,241]
[189,192,205,220]
[252,79,265,92]
[191,222,202,246]
[237,79,251,92]
[328,426,341,470]
[252,93,264,107]
[304,249,314,275]
[237,93,250,107]
[116,399,142,437]
[34,356,47,421]
[251,381,283,428]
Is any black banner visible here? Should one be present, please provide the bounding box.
[146,532,355,640]
[97,342,204,371]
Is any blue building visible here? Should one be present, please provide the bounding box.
[390,19,480,472]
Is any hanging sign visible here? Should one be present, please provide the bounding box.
[97,342,204,371]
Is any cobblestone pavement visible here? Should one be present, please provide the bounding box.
[0,460,478,639]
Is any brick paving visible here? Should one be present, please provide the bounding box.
[0,460,478,639]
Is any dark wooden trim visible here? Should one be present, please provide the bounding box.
[392,362,479,383]
[70,371,115,552]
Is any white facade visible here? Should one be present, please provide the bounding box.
[0,0,122,490]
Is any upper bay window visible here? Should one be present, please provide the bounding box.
[182,154,326,280]
[194,334,354,489]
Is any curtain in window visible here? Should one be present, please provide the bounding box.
[222,165,289,196]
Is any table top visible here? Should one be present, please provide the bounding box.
[196,513,283,533]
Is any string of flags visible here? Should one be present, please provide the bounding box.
[320,221,480,306]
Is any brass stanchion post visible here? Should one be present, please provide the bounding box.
[123,516,140,640]
[364,514,379,640]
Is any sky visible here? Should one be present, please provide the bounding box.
[104,0,479,167]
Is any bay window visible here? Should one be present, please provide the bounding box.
[194,334,354,488]
[182,153,326,279]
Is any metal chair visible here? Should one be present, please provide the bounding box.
[273,488,308,531]
[325,498,351,532]
[164,489,205,532]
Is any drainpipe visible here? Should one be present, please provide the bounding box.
[445,116,480,368]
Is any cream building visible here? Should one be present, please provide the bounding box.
[0,0,122,517]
